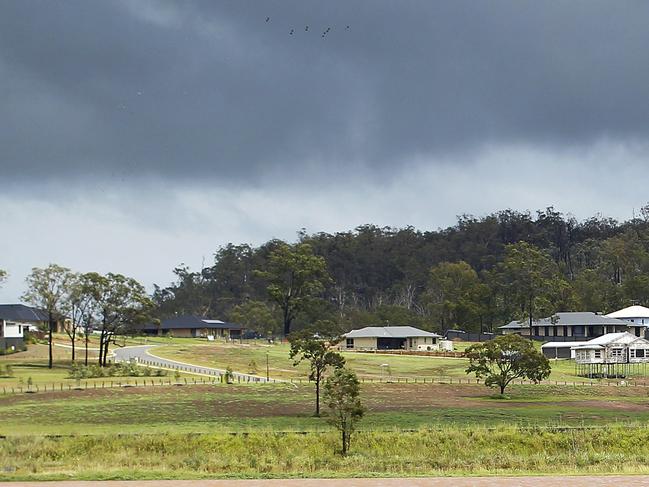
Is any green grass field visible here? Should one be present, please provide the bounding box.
[3,381,649,479]
[148,339,626,383]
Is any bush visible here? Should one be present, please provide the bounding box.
[68,361,168,379]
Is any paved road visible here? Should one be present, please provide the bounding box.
[113,345,277,383]
[6,476,649,486]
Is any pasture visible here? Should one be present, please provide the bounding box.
[3,382,649,479]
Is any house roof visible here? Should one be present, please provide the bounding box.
[606,305,649,320]
[571,332,648,350]
[0,304,49,322]
[539,312,628,327]
[345,326,441,339]
[541,341,589,349]
[499,320,529,330]
[142,315,242,331]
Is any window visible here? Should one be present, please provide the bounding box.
[611,348,623,358]
[594,351,602,359]
[633,349,645,358]
[346,338,354,349]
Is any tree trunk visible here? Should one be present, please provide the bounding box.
[48,311,53,369]
[71,332,75,362]
[500,383,506,395]
[84,331,89,366]
[98,330,105,366]
[102,337,111,367]
[283,304,291,337]
[341,430,347,456]
[315,370,321,416]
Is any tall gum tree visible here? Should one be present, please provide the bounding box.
[22,264,73,368]
[256,243,330,336]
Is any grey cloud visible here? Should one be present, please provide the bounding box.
[2,0,649,185]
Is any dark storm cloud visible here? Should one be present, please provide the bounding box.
[2,0,649,183]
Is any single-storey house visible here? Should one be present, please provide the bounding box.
[500,320,531,336]
[140,315,243,339]
[342,326,442,351]
[500,312,634,339]
[0,304,49,352]
[605,305,649,336]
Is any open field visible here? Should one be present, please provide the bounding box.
[149,340,636,383]
[3,380,649,479]
[3,382,649,436]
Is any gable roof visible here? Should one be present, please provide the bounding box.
[606,306,649,320]
[345,326,441,339]
[499,320,529,330]
[0,304,48,322]
[142,315,242,331]
[571,332,649,350]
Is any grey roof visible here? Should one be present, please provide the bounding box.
[345,326,441,339]
[0,304,48,322]
[499,320,529,329]
[141,315,242,331]
[534,312,630,327]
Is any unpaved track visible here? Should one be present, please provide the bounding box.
[5,477,649,486]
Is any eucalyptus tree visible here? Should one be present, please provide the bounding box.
[22,264,73,368]
[289,323,345,416]
[256,243,330,336]
[88,273,152,366]
[498,242,565,329]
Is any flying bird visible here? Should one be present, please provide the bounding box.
[305,25,309,31]
[265,16,270,22]
[289,28,294,35]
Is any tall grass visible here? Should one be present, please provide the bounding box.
[3,425,649,480]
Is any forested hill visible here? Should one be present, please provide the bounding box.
[153,207,649,335]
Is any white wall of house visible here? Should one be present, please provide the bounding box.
[0,320,26,338]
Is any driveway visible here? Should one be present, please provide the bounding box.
[5,476,649,486]
[113,345,277,383]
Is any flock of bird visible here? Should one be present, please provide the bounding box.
[265,16,349,38]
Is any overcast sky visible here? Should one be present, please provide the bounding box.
[2,0,649,302]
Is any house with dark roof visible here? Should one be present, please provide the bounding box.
[499,312,636,340]
[341,326,442,351]
[140,315,243,339]
[0,304,49,352]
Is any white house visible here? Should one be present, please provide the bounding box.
[0,304,46,352]
[342,326,442,351]
[605,306,649,337]
[572,332,649,365]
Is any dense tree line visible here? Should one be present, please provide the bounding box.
[153,206,649,335]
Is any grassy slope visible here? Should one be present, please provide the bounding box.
[3,382,649,479]
[149,339,600,382]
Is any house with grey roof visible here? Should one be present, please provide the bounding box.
[341,326,442,351]
[499,312,635,340]
[0,304,49,352]
[140,315,243,339]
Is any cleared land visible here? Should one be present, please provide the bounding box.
[5,339,649,480]
[149,340,627,383]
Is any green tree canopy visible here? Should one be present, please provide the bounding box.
[323,367,365,456]
[22,264,73,369]
[499,242,566,327]
[465,334,551,395]
[289,326,345,416]
[256,243,330,336]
